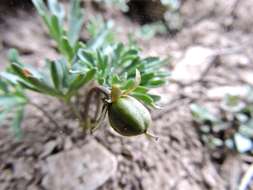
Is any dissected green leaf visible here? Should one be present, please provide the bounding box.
[8,49,22,65]
[87,15,104,38]
[0,79,9,93]
[48,0,65,24]
[48,59,63,90]
[191,91,253,154]
[68,0,84,46]
[136,21,167,40]
[95,0,129,12]
[2,0,170,139]
[210,137,223,147]
[0,92,27,109]
[0,81,27,133]
[141,73,155,84]
[121,79,135,90]
[96,50,108,73]
[234,133,253,153]
[111,75,121,85]
[50,15,62,42]
[148,94,161,102]
[222,94,243,112]
[11,63,62,97]
[190,104,218,124]
[134,86,149,93]
[1,71,41,92]
[1,72,20,85]
[11,107,25,139]
[55,59,69,89]
[67,68,96,96]
[131,92,154,106]
[61,37,74,61]
[146,79,166,87]
[123,69,141,94]
[88,20,114,50]
[77,48,95,67]
[240,120,253,138]
[32,0,48,16]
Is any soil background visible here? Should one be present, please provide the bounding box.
[0,0,253,190]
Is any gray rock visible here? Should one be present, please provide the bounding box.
[42,140,117,190]
[39,140,58,159]
[171,46,215,83]
[220,54,250,67]
[239,70,253,85]
[207,86,249,100]
[234,0,253,32]
[181,0,237,22]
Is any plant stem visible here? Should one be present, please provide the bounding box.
[68,100,82,121]
[82,85,110,130]
[92,86,110,98]
[29,101,61,129]
[94,92,102,121]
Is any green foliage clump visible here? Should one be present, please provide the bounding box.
[0,78,27,138]
[191,89,253,155]
[0,0,169,137]
[94,0,182,38]
[94,0,129,12]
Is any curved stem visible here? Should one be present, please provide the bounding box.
[90,104,108,134]
[82,85,110,130]
[94,92,102,121]
[92,86,110,98]
[29,101,61,129]
[83,86,110,118]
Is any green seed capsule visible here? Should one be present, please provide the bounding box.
[108,96,152,136]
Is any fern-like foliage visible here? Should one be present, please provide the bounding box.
[0,0,169,135]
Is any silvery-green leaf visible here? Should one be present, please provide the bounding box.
[123,69,141,94]
[240,120,253,138]
[61,37,74,61]
[32,0,48,16]
[11,107,25,140]
[68,0,84,46]
[48,0,65,24]
[190,104,218,123]
[225,139,234,149]
[130,92,154,106]
[8,48,23,66]
[221,94,244,112]
[234,133,253,153]
[88,20,114,50]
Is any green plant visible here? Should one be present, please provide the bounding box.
[161,0,183,33]
[86,15,115,43]
[0,77,27,139]
[94,0,129,12]
[0,0,169,137]
[161,0,180,9]
[94,0,182,37]
[191,90,253,155]
[136,21,167,40]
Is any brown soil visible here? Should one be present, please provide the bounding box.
[1,1,253,190]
